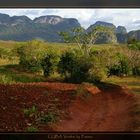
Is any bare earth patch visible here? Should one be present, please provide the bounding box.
[0,82,136,132]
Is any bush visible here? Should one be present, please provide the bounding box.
[58,50,106,83]
[23,106,37,117]
[97,48,134,77]
[70,57,94,83]
[127,40,140,76]
[133,67,140,76]
[58,51,77,80]
[88,66,107,82]
[17,40,47,72]
[108,53,131,77]
[41,51,60,77]
[39,112,57,124]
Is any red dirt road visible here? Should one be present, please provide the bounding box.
[0,82,135,132]
[55,86,134,131]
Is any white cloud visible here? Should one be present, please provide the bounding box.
[0,9,140,31]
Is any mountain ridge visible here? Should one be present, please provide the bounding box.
[0,13,139,43]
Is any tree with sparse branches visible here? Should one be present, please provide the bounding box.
[59,26,116,56]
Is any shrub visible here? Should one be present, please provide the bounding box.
[58,51,77,81]
[97,48,133,77]
[17,40,47,72]
[58,50,106,83]
[41,51,60,77]
[39,112,57,124]
[70,57,94,83]
[23,106,37,117]
[0,74,15,84]
[133,67,140,76]
[126,41,140,76]
[108,53,131,77]
[88,66,107,82]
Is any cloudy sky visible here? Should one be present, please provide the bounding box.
[0,9,140,31]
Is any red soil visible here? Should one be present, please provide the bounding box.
[0,82,135,132]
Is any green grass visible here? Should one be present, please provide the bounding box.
[0,40,125,52]
[0,64,46,84]
[0,40,19,49]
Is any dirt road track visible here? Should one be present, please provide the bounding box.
[54,84,135,131]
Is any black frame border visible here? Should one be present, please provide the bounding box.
[0,0,139,8]
[0,0,140,139]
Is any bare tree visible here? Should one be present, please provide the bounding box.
[59,26,116,56]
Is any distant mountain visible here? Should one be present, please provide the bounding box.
[0,13,32,26]
[0,14,81,42]
[0,13,139,43]
[87,21,117,44]
[87,21,128,44]
[116,26,127,43]
[116,26,127,34]
[87,21,116,32]
[33,15,64,24]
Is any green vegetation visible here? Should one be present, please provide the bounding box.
[0,65,45,84]
[59,26,117,56]
[39,112,57,124]
[57,50,106,83]
[0,38,139,84]
[23,106,37,117]
[41,51,60,77]
[26,126,38,132]
[17,40,48,72]
[0,26,139,85]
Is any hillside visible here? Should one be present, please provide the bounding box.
[0,13,81,42]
